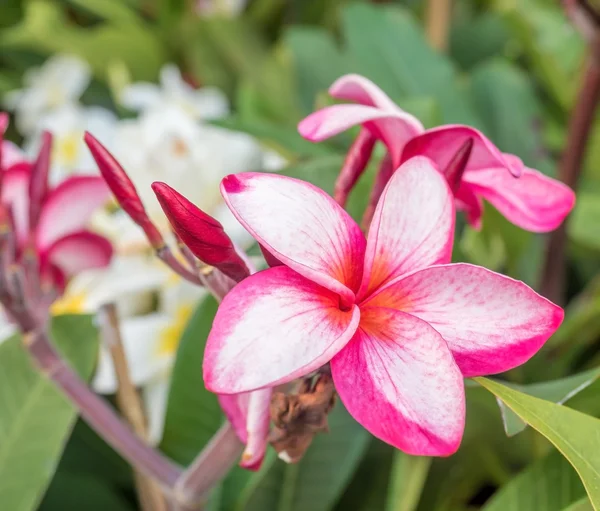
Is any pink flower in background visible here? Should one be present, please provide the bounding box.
[1,116,112,290]
[298,74,575,233]
[203,157,563,456]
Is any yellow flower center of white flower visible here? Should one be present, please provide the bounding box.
[55,132,82,168]
[171,137,189,157]
[158,304,193,356]
[51,292,88,315]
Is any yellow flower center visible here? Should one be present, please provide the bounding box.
[157,304,193,356]
[55,132,82,167]
[171,137,189,157]
[51,293,88,315]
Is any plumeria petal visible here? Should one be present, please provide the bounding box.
[36,175,111,250]
[358,157,455,299]
[221,172,365,304]
[1,162,31,243]
[331,307,465,456]
[454,184,484,230]
[401,125,522,178]
[365,263,563,377]
[463,165,575,233]
[220,389,272,470]
[204,266,360,394]
[329,74,409,112]
[298,104,423,166]
[45,230,113,276]
[2,141,24,168]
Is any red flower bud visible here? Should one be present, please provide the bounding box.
[84,132,163,248]
[334,129,376,207]
[28,131,53,228]
[443,138,474,193]
[151,181,250,283]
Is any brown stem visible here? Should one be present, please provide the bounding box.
[98,304,168,511]
[23,329,182,494]
[541,45,600,303]
[174,423,243,509]
[425,0,452,51]
[156,246,204,286]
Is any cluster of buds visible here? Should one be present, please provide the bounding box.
[84,133,335,469]
[0,115,112,333]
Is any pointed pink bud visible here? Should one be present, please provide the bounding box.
[361,154,394,231]
[84,132,164,248]
[28,131,53,228]
[443,138,474,193]
[334,130,376,207]
[151,182,250,283]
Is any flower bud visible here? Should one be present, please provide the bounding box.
[84,132,164,248]
[443,138,474,193]
[28,131,53,228]
[334,129,376,207]
[152,181,250,283]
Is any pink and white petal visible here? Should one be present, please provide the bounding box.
[358,156,455,299]
[2,141,25,168]
[455,183,484,230]
[36,176,111,250]
[1,162,31,243]
[400,125,521,178]
[221,172,365,302]
[204,266,360,394]
[329,75,424,127]
[332,307,465,456]
[242,388,272,470]
[45,231,113,276]
[366,263,564,377]
[463,167,575,233]
[298,104,423,166]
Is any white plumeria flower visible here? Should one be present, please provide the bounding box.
[195,0,248,17]
[5,55,91,135]
[112,106,265,248]
[25,103,117,184]
[0,310,15,343]
[120,64,228,121]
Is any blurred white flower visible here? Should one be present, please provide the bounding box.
[195,0,248,17]
[26,104,117,184]
[120,64,228,121]
[112,106,265,247]
[0,311,15,343]
[5,55,91,135]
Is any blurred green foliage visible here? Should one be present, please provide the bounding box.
[2,0,600,510]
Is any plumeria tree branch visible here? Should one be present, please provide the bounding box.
[425,0,452,51]
[541,7,600,303]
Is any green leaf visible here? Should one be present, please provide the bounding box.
[476,377,600,509]
[497,369,600,436]
[0,315,99,511]
[160,296,224,465]
[563,498,594,511]
[482,450,586,511]
[237,404,370,511]
[39,472,133,511]
[385,452,431,511]
[570,193,600,253]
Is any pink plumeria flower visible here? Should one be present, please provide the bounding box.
[298,74,575,233]
[1,123,112,290]
[203,157,563,456]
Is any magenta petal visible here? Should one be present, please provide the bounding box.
[329,74,405,111]
[401,125,521,178]
[454,184,484,230]
[1,163,31,243]
[36,176,111,250]
[463,166,575,233]
[45,230,113,276]
[221,172,365,303]
[368,263,564,377]
[358,156,455,298]
[298,104,423,166]
[204,266,360,394]
[331,307,465,456]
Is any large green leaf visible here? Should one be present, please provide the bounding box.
[482,450,585,511]
[564,498,594,511]
[160,296,224,465]
[385,452,431,511]
[497,368,600,436]
[476,377,600,509]
[237,404,370,511]
[0,315,99,511]
[570,193,600,253]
